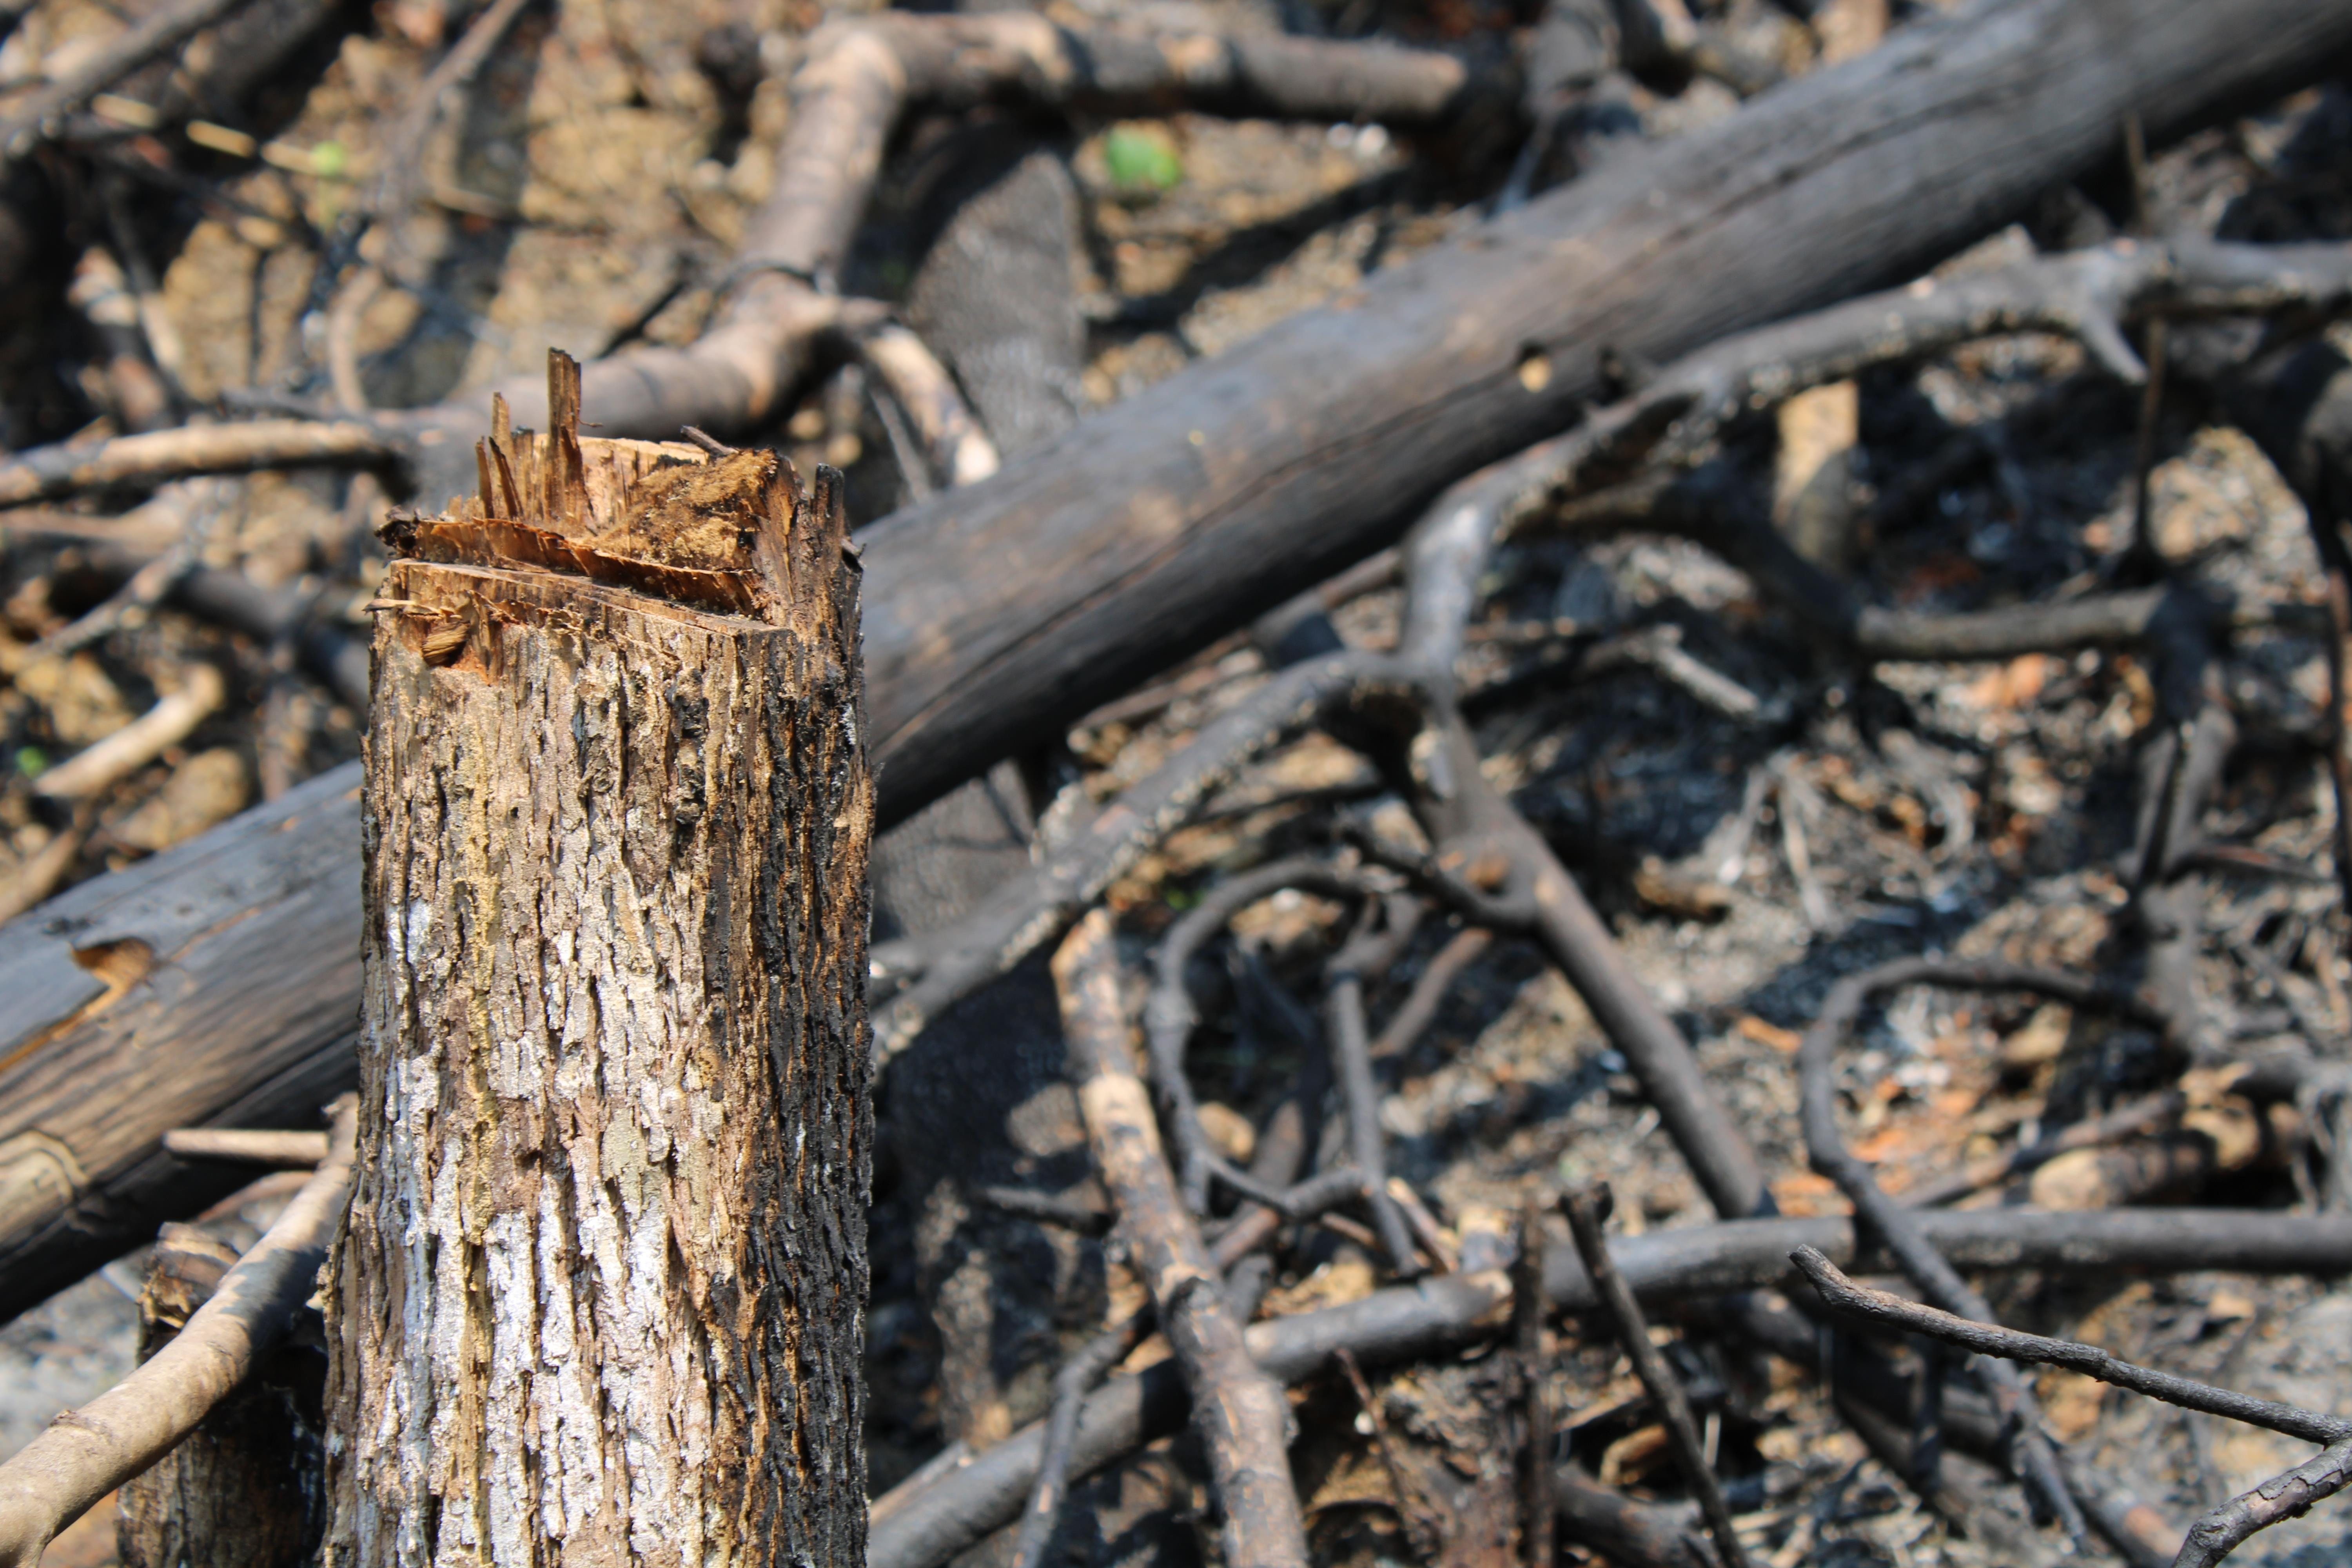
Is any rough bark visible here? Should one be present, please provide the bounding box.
[323,355,873,1568]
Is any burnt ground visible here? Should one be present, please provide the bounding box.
[5,0,2352,1563]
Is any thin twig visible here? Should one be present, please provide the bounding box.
[1007,1307,1153,1568]
[1514,1200,1552,1568]
[1335,1346,1442,1563]
[1369,926,1491,1060]
[1789,1248,2350,1446]
[1327,900,1422,1276]
[1560,1183,1751,1568]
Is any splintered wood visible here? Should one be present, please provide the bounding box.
[327,351,873,1568]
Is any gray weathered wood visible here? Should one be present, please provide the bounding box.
[0,762,362,1323]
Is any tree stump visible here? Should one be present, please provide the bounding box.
[324,352,873,1568]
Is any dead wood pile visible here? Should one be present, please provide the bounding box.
[6,0,2352,1565]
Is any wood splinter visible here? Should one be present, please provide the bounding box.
[329,348,873,1568]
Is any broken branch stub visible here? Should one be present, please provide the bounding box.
[325,351,874,1568]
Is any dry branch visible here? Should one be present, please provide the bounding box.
[1054,909,1307,1568]
[2179,1442,2352,1568]
[1512,1201,1550,1568]
[160,1129,332,1167]
[1791,1249,2352,1447]
[867,1208,2352,1568]
[0,757,362,1323]
[0,422,399,506]
[27,663,222,801]
[1007,1310,1151,1568]
[1795,1249,2352,1568]
[1561,1184,1751,1568]
[0,1099,351,1568]
[750,13,1492,291]
[855,324,1002,491]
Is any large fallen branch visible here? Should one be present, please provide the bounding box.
[0,762,361,1321]
[12,0,2352,1320]
[866,1208,2352,1568]
[847,0,2352,815]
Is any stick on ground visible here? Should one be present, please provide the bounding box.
[1561,1183,1751,1568]
[1054,908,1308,1568]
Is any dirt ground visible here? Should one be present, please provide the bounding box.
[5,0,2352,1562]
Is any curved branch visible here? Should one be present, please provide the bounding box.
[1142,856,1387,1209]
[1790,1248,2351,1445]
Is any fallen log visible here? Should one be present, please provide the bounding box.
[9,0,2352,1321]
[850,0,2352,816]
[0,762,362,1322]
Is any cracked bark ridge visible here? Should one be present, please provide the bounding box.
[326,351,873,1568]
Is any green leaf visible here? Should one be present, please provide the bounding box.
[14,746,46,778]
[1104,125,1182,196]
[310,140,349,179]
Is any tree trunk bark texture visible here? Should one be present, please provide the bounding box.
[323,355,873,1568]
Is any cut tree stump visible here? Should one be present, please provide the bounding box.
[323,352,873,1568]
